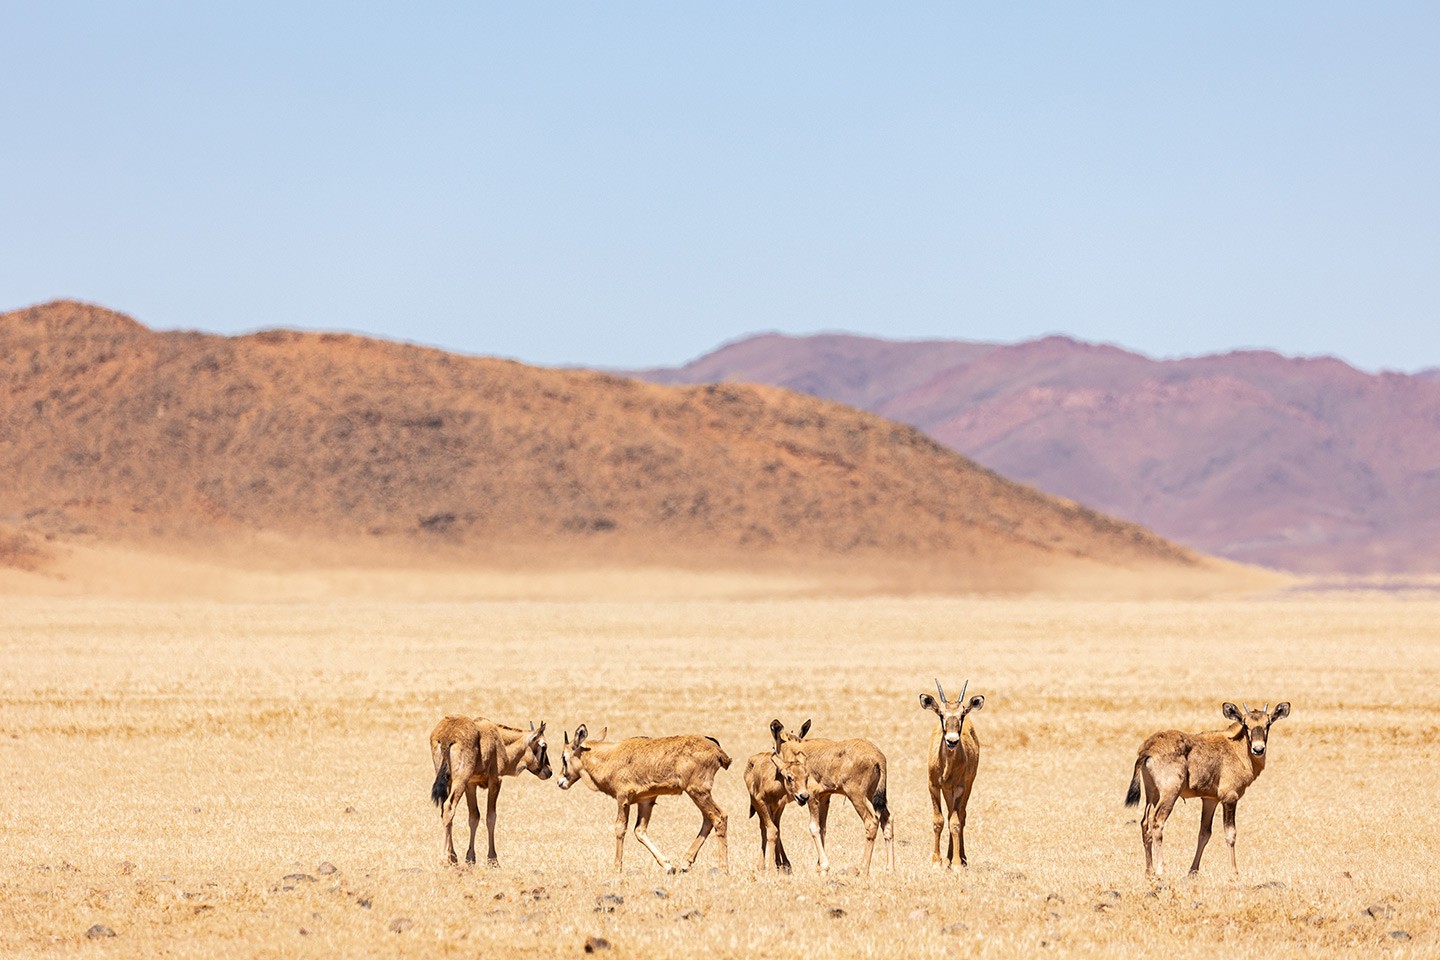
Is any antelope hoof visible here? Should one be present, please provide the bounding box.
[664,864,677,875]
[463,853,474,865]
[949,862,964,874]
[487,858,499,868]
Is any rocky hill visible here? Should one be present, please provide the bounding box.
[637,332,1440,573]
[0,301,1248,594]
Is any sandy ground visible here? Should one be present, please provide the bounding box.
[1,584,1436,958]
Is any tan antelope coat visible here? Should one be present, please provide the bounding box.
[1124,701,1291,877]
[744,750,792,872]
[430,715,550,865]
[558,726,731,874]
[919,683,984,869]
[771,720,894,876]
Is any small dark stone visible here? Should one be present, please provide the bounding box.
[283,874,316,883]
[652,888,669,899]
[1388,930,1411,941]
[678,909,704,920]
[941,922,968,935]
[594,893,624,913]
[1046,893,1065,904]
[344,806,357,814]
[1252,880,1285,890]
[828,907,846,918]
[1100,890,1122,902]
[84,924,116,939]
[356,897,372,909]
[1365,904,1395,920]
[387,916,413,934]
[584,936,612,953]
[526,886,549,900]
[316,862,337,876]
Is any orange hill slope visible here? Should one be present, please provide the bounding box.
[0,301,1257,594]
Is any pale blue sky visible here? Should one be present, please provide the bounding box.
[3,3,1437,370]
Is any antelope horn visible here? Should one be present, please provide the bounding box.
[1242,702,1251,715]
[1262,702,1269,715]
[530,720,535,732]
[935,678,947,703]
[960,679,969,705]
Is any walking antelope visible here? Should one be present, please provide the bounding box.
[770,719,894,876]
[744,750,792,872]
[557,724,731,874]
[919,679,984,870]
[1124,701,1291,877]
[429,716,551,866]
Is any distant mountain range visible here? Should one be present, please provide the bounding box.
[1,301,1251,594]
[634,333,1440,573]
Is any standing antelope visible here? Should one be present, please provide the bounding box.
[557,724,731,874]
[744,750,792,872]
[919,679,984,870]
[770,719,894,876]
[1124,701,1291,878]
[429,715,551,866]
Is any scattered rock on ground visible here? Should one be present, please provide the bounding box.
[317,862,337,875]
[584,936,611,953]
[1365,904,1395,920]
[387,916,413,933]
[678,909,703,920]
[1388,931,1411,941]
[84,925,116,939]
[828,907,846,918]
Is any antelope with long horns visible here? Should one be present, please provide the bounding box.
[557,724,731,874]
[1124,701,1291,878]
[919,679,984,870]
[430,716,551,866]
[770,719,894,876]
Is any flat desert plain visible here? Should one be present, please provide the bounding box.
[2,583,1437,958]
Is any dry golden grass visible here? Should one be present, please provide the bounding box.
[1,584,1436,958]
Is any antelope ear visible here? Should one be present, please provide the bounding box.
[769,718,784,748]
[1270,702,1291,722]
[563,729,570,745]
[574,724,588,749]
[919,693,939,713]
[536,720,546,736]
[967,695,985,713]
[1222,702,1244,724]
[799,719,812,740]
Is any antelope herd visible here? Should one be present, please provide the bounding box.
[430,687,1291,879]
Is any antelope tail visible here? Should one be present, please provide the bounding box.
[706,736,732,770]
[431,743,452,807]
[871,762,888,814]
[1124,756,1144,807]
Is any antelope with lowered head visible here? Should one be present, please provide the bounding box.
[430,715,552,866]
[744,750,792,873]
[919,679,984,870]
[1125,701,1291,878]
[557,724,731,874]
[771,719,894,876]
